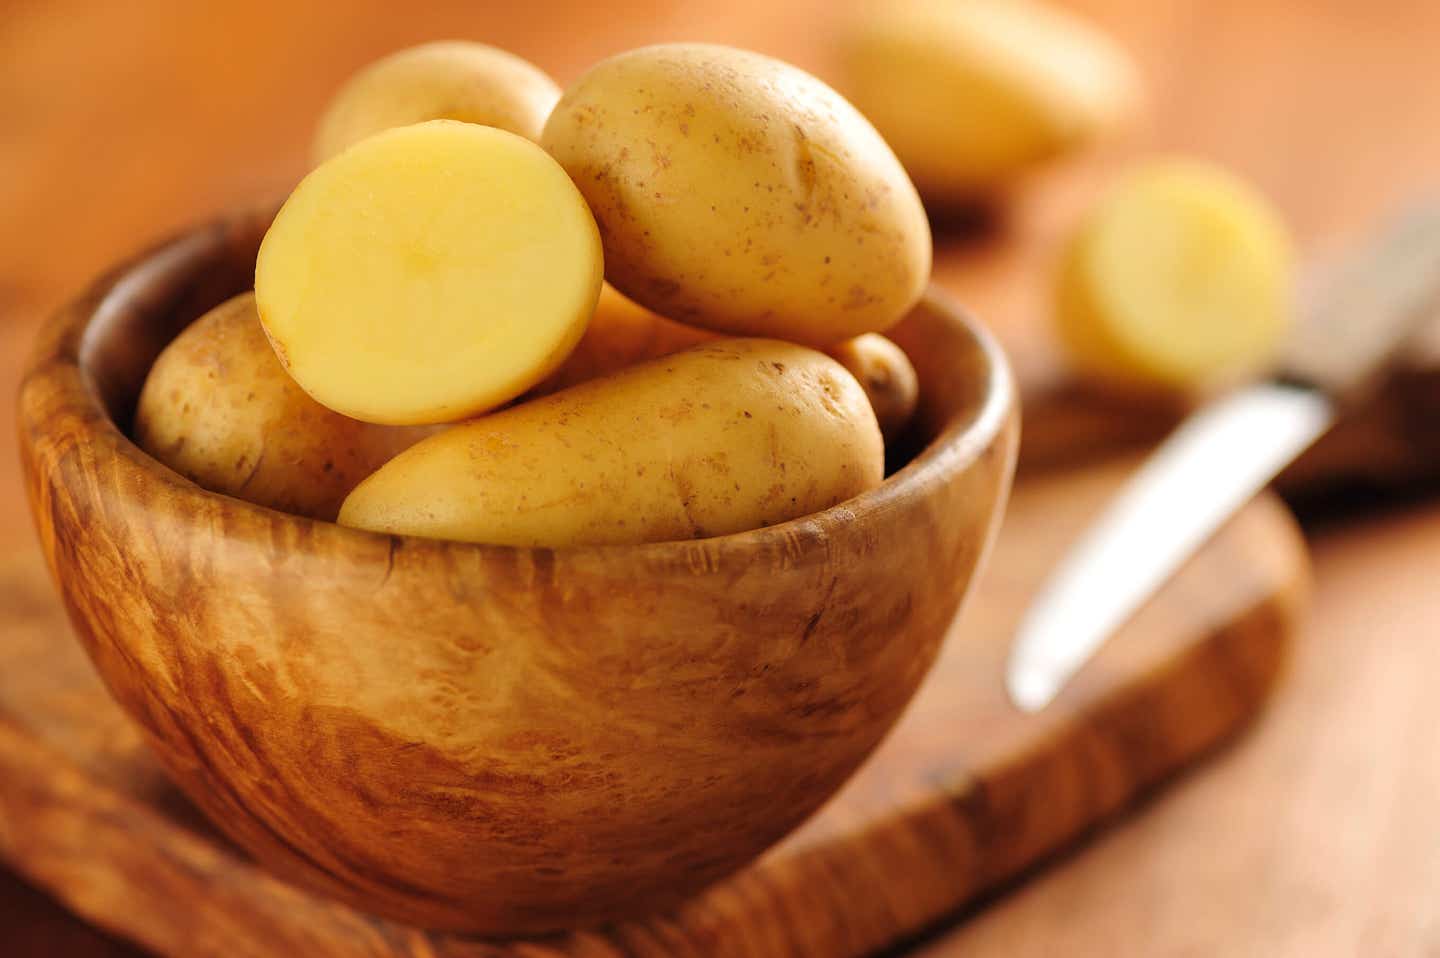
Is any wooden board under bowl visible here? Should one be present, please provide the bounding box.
[0,455,1308,957]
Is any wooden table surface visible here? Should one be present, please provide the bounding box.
[3,1,1438,954]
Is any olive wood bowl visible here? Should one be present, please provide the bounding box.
[17,209,1018,936]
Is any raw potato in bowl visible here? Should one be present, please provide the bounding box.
[312,41,561,164]
[827,333,920,442]
[530,284,719,396]
[542,43,932,346]
[256,120,603,426]
[533,290,920,444]
[340,339,885,547]
[134,293,434,521]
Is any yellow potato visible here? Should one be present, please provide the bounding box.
[534,290,917,443]
[339,339,884,547]
[826,334,919,443]
[313,41,561,164]
[256,120,603,426]
[530,284,719,396]
[134,293,434,521]
[839,0,1140,200]
[1056,159,1293,392]
[541,43,931,346]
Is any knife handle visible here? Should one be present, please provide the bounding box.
[1279,202,1440,404]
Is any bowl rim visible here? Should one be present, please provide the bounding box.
[20,214,1016,570]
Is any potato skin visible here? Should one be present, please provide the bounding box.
[313,41,561,164]
[134,293,434,521]
[529,284,719,396]
[839,0,1140,200]
[537,296,918,445]
[826,334,919,444]
[541,43,931,346]
[339,339,884,547]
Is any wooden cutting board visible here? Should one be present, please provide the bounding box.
[1020,360,1440,500]
[0,455,1307,958]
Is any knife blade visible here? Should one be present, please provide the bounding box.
[1007,201,1440,713]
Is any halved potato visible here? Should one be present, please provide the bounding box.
[256,120,603,425]
[1056,159,1293,391]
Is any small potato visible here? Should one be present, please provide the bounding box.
[839,0,1140,200]
[339,340,884,547]
[313,41,561,164]
[134,293,434,521]
[541,43,931,346]
[825,334,919,443]
[1055,159,1293,392]
[256,120,603,425]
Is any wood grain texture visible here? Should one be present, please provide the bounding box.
[4,0,1440,954]
[0,458,1305,958]
[16,215,1016,936]
[912,497,1440,958]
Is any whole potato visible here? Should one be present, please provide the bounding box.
[839,0,1140,201]
[826,333,919,443]
[313,41,561,164]
[536,295,918,445]
[134,293,435,521]
[339,339,884,547]
[541,43,931,346]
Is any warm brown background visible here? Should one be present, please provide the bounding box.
[3,0,1440,954]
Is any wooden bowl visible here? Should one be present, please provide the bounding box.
[17,210,1018,936]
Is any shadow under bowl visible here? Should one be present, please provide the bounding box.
[17,209,1018,936]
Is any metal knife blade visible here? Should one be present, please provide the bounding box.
[1007,202,1440,713]
[1007,383,1331,711]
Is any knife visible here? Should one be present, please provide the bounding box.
[1007,202,1440,713]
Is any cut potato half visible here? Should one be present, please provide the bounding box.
[256,120,603,425]
[1056,159,1293,391]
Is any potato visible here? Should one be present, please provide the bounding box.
[339,339,884,547]
[134,293,434,521]
[256,120,603,425]
[1055,159,1293,392]
[541,43,931,346]
[553,313,914,437]
[530,284,719,396]
[534,289,917,442]
[839,0,1140,200]
[826,334,919,443]
[312,41,561,164]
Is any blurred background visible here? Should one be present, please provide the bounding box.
[4,0,1440,955]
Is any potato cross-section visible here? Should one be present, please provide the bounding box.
[256,119,603,425]
[1056,160,1293,392]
